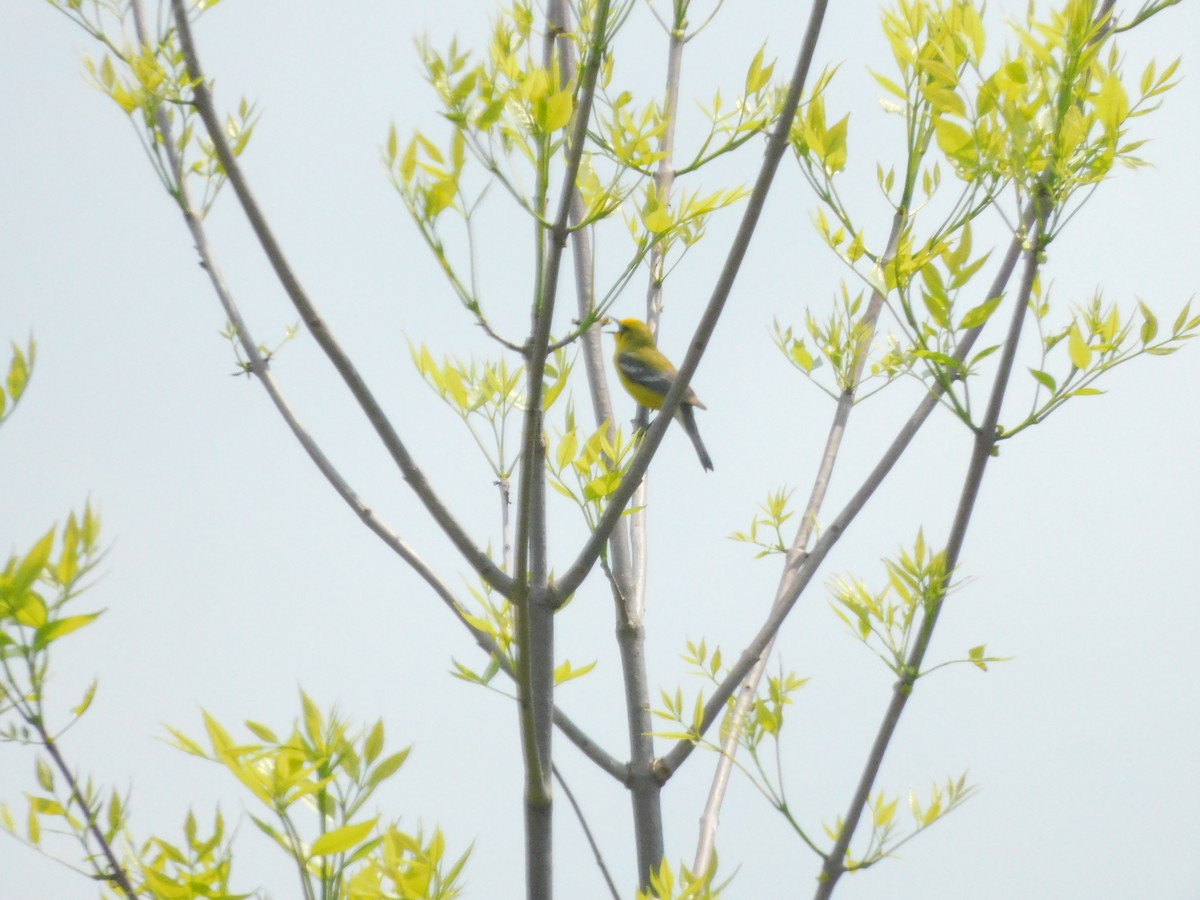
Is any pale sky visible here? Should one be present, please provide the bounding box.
[3,2,1199,899]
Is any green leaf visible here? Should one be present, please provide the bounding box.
[386,123,398,163]
[934,118,971,156]
[642,205,672,234]
[869,68,906,99]
[1138,302,1158,345]
[6,343,30,403]
[165,726,209,758]
[476,97,506,129]
[29,796,67,817]
[1029,368,1056,392]
[367,748,410,788]
[969,344,1000,366]
[959,294,1003,330]
[442,364,469,410]
[912,350,963,373]
[556,430,578,471]
[364,720,384,765]
[72,678,98,717]
[244,720,280,743]
[36,758,54,792]
[15,593,48,628]
[553,659,597,685]
[34,613,101,649]
[745,46,774,94]
[823,114,849,173]
[27,806,40,845]
[310,818,378,857]
[789,339,815,372]
[1067,323,1092,369]
[301,691,324,747]
[56,517,79,584]
[541,88,573,133]
[11,528,55,597]
[1172,300,1193,336]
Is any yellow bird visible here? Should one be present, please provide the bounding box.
[610,318,713,471]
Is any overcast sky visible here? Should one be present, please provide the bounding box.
[3,2,1199,898]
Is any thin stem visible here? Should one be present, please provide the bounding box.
[553,765,622,900]
[37,728,138,899]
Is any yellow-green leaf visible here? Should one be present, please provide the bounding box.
[12,528,55,596]
[958,294,1002,330]
[1138,302,1158,344]
[7,344,30,402]
[556,431,579,471]
[244,720,279,743]
[310,818,378,857]
[541,88,573,133]
[869,68,906,99]
[35,613,101,648]
[553,659,597,685]
[367,748,410,787]
[72,678,98,718]
[15,593,48,628]
[643,205,672,234]
[934,118,971,156]
[1067,323,1092,369]
[364,720,385,765]
[1029,368,1056,392]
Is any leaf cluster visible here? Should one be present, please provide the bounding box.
[167,694,468,900]
[57,0,260,216]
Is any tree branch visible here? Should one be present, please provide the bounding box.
[167,0,512,598]
[692,200,908,873]
[658,226,1028,779]
[511,3,615,893]
[814,201,1047,899]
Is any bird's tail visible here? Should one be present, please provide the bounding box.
[678,404,714,472]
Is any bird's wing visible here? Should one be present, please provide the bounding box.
[617,353,677,397]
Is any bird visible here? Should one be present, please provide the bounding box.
[609,317,713,471]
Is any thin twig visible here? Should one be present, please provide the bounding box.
[553,765,622,900]
[38,729,139,899]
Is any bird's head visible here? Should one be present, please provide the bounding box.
[608,317,657,348]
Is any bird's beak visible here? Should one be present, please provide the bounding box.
[600,316,618,334]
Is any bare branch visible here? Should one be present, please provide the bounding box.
[554,765,622,900]
[167,0,512,598]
